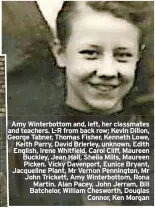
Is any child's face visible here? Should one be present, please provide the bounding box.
[56,10,140,113]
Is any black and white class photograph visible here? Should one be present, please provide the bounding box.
[0,56,7,207]
[3,1,154,206]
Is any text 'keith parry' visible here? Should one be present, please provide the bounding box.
[16,141,53,148]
